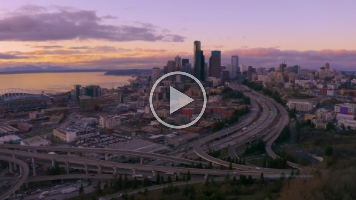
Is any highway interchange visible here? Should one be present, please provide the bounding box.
[0,83,311,199]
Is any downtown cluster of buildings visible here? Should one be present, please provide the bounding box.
[153,41,240,87]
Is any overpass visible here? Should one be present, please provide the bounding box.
[1,145,207,166]
[0,156,29,200]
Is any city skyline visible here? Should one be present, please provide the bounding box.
[0,1,356,70]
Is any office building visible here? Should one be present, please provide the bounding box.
[231,55,239,75]
[71,84,81,102]
[152,67,162,83]
[182,59,189,68]
[221,70,230,85]
[193,41,205,81]
[85,85,101,97]
[209,51,221,79]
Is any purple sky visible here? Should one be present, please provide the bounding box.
[0,0,355,70]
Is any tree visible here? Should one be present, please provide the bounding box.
[259,173,265,184]
[175,174,179,181]
[124,173,128,188]
[207,162,213,169]
[187,171,191,181]
[104,181,108,189]
[95,179,102,195]
[118,174,123,189]
[325,145,333,156]
[224,173,231,185]
[326,122,335,131]
[132,177,138,189]
[167,175,172,183]
[228,162,232,170]
[79,184,84,195]
[156,173,160,184]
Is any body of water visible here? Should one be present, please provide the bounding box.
[0,72,131,93]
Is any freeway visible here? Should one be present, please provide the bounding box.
[238,85,303,169]
[0,155,29,200]
[192,84,304,174]
[0,144,206,166]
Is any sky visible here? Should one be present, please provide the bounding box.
[0,0,356,70]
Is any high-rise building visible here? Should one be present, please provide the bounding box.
[71,84,81,102]
[182,59,189,68]
[194,41,205,81]
[85,85,101,97]
[325,62,330,70]
[152,67,162,83]
[221,70,230,85]
[231,55,239,75]
[175,55,182,82]
[175,55,182,70]
[209,51,221,79]
[279,63,287,75]
[164,61,176,81]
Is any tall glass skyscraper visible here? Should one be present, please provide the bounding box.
[231,55,239,78]
[194,41,205,81]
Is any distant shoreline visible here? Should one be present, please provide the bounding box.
[0,68,153,76]
[0,69,108,75]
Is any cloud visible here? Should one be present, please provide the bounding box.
[0,6,185,42]
[223,48,356,70]
[102,15,118,19]
[0,53,30,59]
[32,45,63,49]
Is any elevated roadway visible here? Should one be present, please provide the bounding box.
[0,156,29,200]
[1,145,206,166]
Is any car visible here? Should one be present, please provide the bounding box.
[90,174,95,176]
[147,176,154,179]
[76,180,82,183]
[54,185,60,188]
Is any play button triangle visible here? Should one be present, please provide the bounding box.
[170,86,194,114]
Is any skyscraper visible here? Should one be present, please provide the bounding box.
[175,55,182,70]
[194,41,205,81]
[182,59,189,68]
[152,67,162,83]
[209,51,221,79]
[231,55,239,76]
[175,55,182,82]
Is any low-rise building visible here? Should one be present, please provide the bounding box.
[99,115,121,129]
[334,103,356,115]
[17,122,33,132]
[140,125,161,134]
[0,125,19,136]
[20,136,50,146]
[287,100,313,112]
[148,134,165,142]
[167,133,199,147]
[50,113,64,123]
[29,111,44,120]
[338,119,356,130]
[0,135,21,144]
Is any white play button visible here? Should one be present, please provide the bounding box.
[170,86,194,114]
[149,71,207,129]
